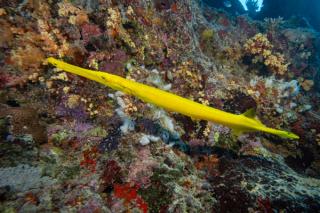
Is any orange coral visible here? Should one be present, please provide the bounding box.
[195,155,219,175]
[0,20,13,47]
[300,79,314,91]
[11,44,45,72]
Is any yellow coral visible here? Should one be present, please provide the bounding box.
[244,33,273,55]
[244,33,288,75]
[174,61,203,90]
[201,29,215,41]
[58,2,88,26]
[106,8,136,49]
[224,44,242,61]
[67,94,80,109]
[264,53,289,75]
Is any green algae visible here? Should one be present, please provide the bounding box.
[85,126,107,137]
[51,130,69,144]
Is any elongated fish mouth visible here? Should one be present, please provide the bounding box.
[277,130,300,140]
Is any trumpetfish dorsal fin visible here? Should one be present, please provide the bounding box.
[242,108,256,118]
[242,108,263,125]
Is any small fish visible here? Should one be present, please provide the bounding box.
[46,57,299,140]
[224,0,232,8]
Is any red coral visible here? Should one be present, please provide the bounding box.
[171,3,178,13]
[100,160,122,191]
[218,15,230,27]
[291,118,305,139]
[257,196,272,213]
[80,146,98,172]
[0,73,10,88]
[114,183,148,213]
[237,16,257,36]
[81,24,102,45]
[155,0,173,11]
[25,192,39,205]
[217,30,228,39]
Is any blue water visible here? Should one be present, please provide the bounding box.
[239,0,263,11]
[203,0,320,32]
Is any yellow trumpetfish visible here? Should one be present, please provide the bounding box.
[47,57,299,139]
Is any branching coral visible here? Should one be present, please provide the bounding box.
[244,33,289,75]
[264,17,284,32]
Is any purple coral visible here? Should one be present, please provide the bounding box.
[55,96,88,121]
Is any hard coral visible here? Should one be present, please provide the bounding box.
[300,79,314,91]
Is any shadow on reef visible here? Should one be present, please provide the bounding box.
[133,116,320,212]
[206,155,320,212]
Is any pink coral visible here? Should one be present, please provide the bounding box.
[127,147,158,187]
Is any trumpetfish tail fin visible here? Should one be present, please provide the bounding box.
[238,108,300,139]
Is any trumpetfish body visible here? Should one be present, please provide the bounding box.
[47,57,299,140]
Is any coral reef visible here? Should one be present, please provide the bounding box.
[0,0,320,212]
